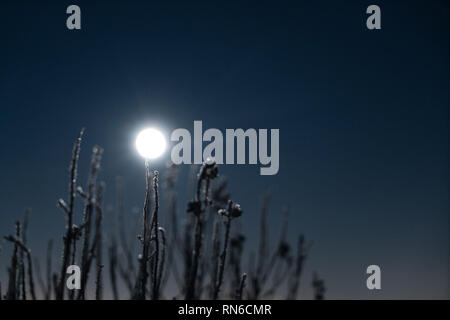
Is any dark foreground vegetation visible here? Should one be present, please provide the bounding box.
[0,129,325,300]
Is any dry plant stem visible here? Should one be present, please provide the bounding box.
[108,239,119,300]
[57,128,84,300]
[79,182,104,298]
[209,218,220,298]
[214,216,232,300]
[116,177,127,250]
[236,273,247,300]
[156,227,166,298]
[4,235,36,300]
[17,249,26,300]
[70,235,77,268]
[95,264,104,300]
[6,222,20,300]
[0,132,312,301]
[69,232,78,300]
[78,146,103,299]
[52,273,58,299]
[95,255,103,300]
[19,209,29,300]
[185,176,210,300]
[68,236,77,300]
[18,258,25,300]
[46,240,53,299]
[150,171,160,300]
[229,235,245,298]
[94,183,105,300]
[133,160,152,300]
[287,235,308,299]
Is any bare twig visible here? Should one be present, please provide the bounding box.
[133,160,152,300]
[6,222,20,300]
[108,238,119,300]
[185,159,218,299]
[78,146,103,299]
[18,209,30,300]
[229,234,245,298]
[4,235,36,300]
[57,128,84,300]
[209,217,221,298]
[156,227,166,299]
[214,200,242,300]
[150,171,160,300]
[94,183,105,300]
[95,264,104,300]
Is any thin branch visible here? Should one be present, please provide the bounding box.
[4,235,36,300]
[6,222,20,300]
[214,200,242,300]
[78,146,103,300]
[150,171,160,300]
[57,128,84,300]
[156,227,166,299]
[132,160,152,300]
[95,264,104,300]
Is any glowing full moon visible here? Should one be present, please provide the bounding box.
[135,128,167,159]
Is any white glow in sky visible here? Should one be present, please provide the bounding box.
[135,128,167,159]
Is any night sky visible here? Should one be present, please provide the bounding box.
[0,0,448,299]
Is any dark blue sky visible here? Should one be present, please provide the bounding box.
[0,0,448,298]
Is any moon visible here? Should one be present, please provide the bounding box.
[135,128,167,159]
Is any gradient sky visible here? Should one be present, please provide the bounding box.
[0,0,448,299]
